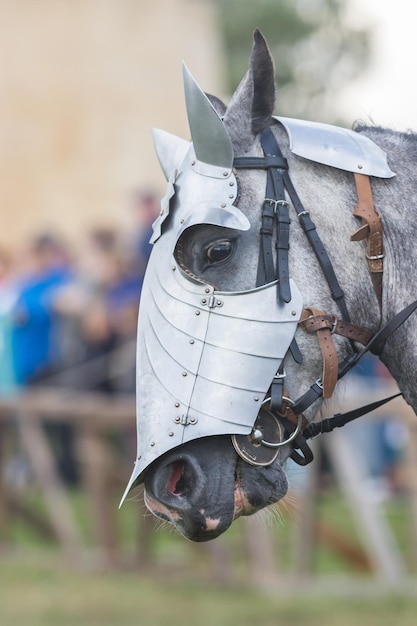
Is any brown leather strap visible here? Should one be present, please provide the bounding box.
[299,312,372,345]
[278,390,309,430]
[351,173,383,306]
[299,307,338,398]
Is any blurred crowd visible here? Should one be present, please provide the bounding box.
[0,191,158,398]
[0,192,158,485]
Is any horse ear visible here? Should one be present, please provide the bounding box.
[205,93,227,117]
[152,128,190,181]
[224,29,276,151]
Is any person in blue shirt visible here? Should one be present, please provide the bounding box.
[9,233,78,485]
[11,233,72,385]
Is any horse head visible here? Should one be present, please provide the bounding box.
[120,30,416,541]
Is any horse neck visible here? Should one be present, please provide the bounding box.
[286,135,417,411]
[366,128,417,411]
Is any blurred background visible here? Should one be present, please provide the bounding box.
[0,1,417,624]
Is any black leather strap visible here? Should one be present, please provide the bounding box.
[281,167,351,323]
[289,337,303,364]
[275,202,291,302]
[285,390,402,467]
[233,155,288,169]
[260,129,292,302]
[257,198,276,285]
[235,129,293,303]
[253,128,352,323]
[303,392,402,439]
[278,415,315,466]
[270,362,285,413]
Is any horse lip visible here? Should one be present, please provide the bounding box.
[233,481,243,519]
[233,479,254,519]
[144,490,182,522]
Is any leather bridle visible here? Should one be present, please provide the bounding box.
[231,126,417,468]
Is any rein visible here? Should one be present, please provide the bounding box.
[232,126,417,467]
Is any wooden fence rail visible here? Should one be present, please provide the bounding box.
[0,385,415,589]
[0,388,137,567]
[0,388,251,576]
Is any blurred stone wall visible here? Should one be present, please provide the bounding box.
[0,0,224,247]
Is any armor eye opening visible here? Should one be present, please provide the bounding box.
[206,240,233,264]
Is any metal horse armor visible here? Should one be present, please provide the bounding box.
[120,65,394,504]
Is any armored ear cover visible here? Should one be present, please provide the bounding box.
[183,63,234,170]
[152,128,190,181]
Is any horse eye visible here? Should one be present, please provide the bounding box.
[206,240,233,264]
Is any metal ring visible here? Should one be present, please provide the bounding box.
[261,412,303,448]
[259,396,302,448]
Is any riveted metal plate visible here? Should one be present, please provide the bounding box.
[275,116,395,178]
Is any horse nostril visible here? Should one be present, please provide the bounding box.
[167,460,186,496]
[146,452,207,507]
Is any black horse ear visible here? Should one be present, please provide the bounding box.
[223,29,276,151]
[250,29,276,133]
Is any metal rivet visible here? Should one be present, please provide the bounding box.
[175,402,180,408]
[201,298,207,304]
[229,194,234,199]
[229,181,234,186]
[205,287,210,293]
[195,310,200,316]
[291,310,297,316]
[252,429,264,445]
[180,218,184,223]
[221,203,226,208]
[358,164,363,169]
[174,416,181,423]
[169,432,174,437]
[254,396,259,402]
[191,160,195,166]
[160,210,164,215]
[223,171,228,177]
[150,441,155,447]
[182,371,187,377]
[137,455,141,460]
[190,417,198,424]
[189,339,195,345]
[216,300,222,306]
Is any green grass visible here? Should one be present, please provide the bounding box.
[0,553,416,626]
[1,484,416,625]
[6,484,417,573]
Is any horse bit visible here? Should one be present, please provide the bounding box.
[231,126,417,469]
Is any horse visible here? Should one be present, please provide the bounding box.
[120,30,417,542]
